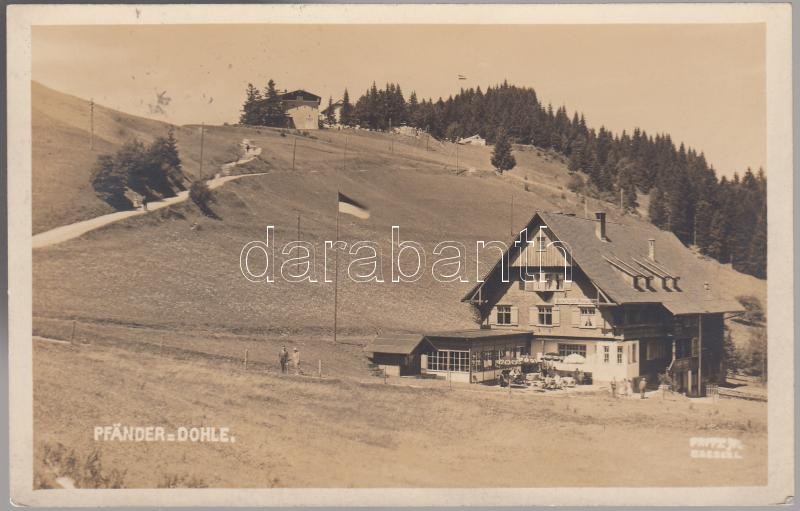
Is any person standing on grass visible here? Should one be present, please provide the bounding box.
[610,377,617,398]
[292,347,300,375]
[142,195,148,211]
[639,377,647,399]
[279,346,289,374]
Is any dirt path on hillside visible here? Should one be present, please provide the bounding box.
[33,140,264,249]
[218,138,262,176]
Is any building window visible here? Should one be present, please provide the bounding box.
[497,306,512,325]
[558,344,587,358]
[603,345,610,363]
[543,273,563,291]
[538,306,553,326]
[580,307,596,327]
[427,350,469,372]
[617,345,624,364]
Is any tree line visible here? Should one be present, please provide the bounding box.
[239,79,288,127]
[323,80,766,279]
[91,129,186,210]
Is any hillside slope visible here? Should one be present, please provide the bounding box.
[32,85,765,341]
[32,82,245,233]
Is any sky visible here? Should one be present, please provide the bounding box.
[32,24,765,177]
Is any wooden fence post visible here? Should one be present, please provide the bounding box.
[318,360,322,378]
[70,320,76,345]
[244,349,249,371]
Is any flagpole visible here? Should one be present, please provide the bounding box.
[333,192,340,344]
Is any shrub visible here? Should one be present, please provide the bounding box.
[91,130,185,209]
[37,442,126,489]
[189,180,217,217]
[158,473,208,488]
[91,154,131,210]
[735,295,766,326]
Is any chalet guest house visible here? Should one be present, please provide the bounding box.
[367,211,743,396]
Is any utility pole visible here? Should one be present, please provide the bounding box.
[510,195,514,237]
[698,313,703,397]
[296,212,301,274]
[199,122,205,178]
[333,195,340,344]
[343,136,348,173]
[89,99,95,150]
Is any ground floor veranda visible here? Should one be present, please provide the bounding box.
[370,330,714,393]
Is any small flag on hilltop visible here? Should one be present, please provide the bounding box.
[337,192,370,220]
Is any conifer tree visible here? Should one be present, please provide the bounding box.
[648,186,668,228]
[261,79,286,127]
[240,83,262,125]
[325,96,336,125]
[340,89,353,126]
[491,128,516,173]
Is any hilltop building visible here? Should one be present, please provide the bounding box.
[367,211,742,395]
[457,134,486,146]
[280,90,321,130]
[321,99,343,125]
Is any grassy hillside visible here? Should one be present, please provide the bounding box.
[34,340,766,488]
[33,85,765,343]
[32,82,244,233]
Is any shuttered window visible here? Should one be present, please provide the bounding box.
[495,305,518,325]
[537,306,553,326]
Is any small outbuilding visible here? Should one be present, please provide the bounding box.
[457,134,486,146]
[365,333,434,377]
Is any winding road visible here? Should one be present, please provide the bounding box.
[33,139,264,250]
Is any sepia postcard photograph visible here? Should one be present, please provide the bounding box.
[6,3,795,507]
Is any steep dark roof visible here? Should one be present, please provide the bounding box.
[280,90,321,102]
[464,211,742,315]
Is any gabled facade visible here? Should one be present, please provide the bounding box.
[280,89,321,130]
[463,211,742,395]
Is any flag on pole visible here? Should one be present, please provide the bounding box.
[337,192,370,220]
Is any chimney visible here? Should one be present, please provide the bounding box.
[648,239,656,261]
[594,212,607,241]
